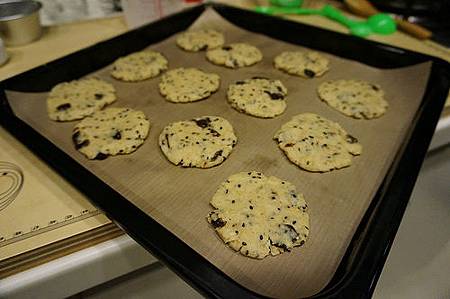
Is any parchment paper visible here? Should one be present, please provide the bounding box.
[5,8,431,298]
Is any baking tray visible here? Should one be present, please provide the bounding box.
[0,3,449,298]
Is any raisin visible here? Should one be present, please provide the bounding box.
[282,224,300,243]
[113,131,121,140]
[94,93,104,100]
[211,150,223,161]
[193,117,211,128]
[346,134,358,144]
[371,84,379,91]
[211,217,226,228]
[57,103,71,111]
[208,128,220,137]
[72,131,80,142]
[72,131,90,149]
[264,90,284,100]
[235,81,245,85]
[272,242,290,252]
[165,134,170,148]
[94,152,108,160]
[304,69,316,78]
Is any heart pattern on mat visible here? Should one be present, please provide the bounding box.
[0,161,24,212]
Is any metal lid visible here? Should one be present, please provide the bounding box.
[0,1,42,22]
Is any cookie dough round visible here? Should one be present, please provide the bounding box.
[274,51,329,78]
[111,50,168,82]
[206,43,263,69]
[227,77,288,118]
[159,116,237,168]
[47,78,116,121]
[176,29,224,52]
[159,68,220,103]
[207,171,309,259]
[274,113,362,172]
[318,80,388,119]
[72,107,150,160]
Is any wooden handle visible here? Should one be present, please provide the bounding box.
[395,18,432,40]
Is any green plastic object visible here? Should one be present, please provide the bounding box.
[254,4,397,37]
[367,13,397,34]
[269,0,303,8]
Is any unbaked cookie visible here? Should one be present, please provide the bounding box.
[206,43,263,68]
[176,29,224,52]
[159,68,220,103]
[47,78,116,121]
[72,107,150,160]
[159,116,237,168]
[207,171,309,259]
[111,50,168,82]
[274,113,362,172]
[274,51,329,78]
[227,77,287,118]
[318,80,388,119]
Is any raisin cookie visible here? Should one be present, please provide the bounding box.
[227,77,288,118]
[72,107,150,160]
[159,68,220,103]
[274,51,329,78]
[318,80,388,119]
[159,116,237,168]
[176,29,224,52]
[274,113,362,172]
[47,78,116,121]
[206,43,263,69]
[207,171,309,259]
[111,50,168,82]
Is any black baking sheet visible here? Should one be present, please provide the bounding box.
[0,3,449,298]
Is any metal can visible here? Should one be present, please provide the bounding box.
[0,1,43,46]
